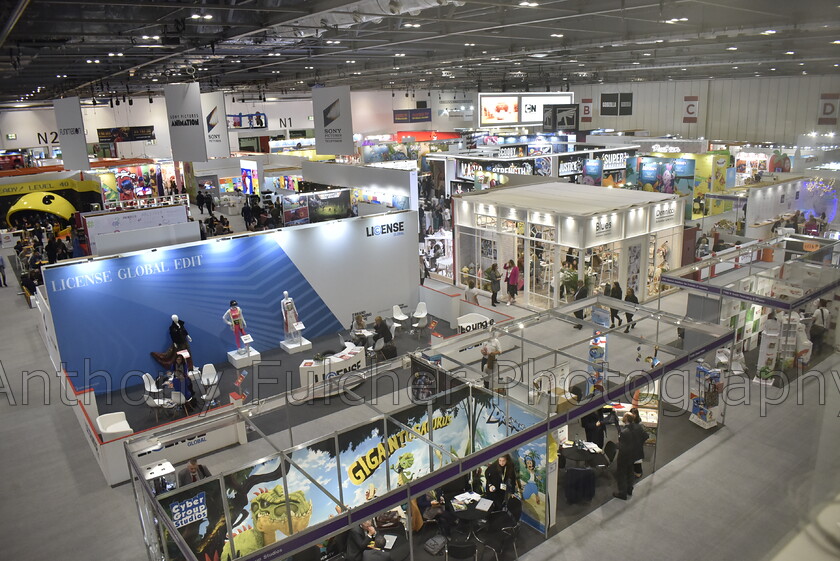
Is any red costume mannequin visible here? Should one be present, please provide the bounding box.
[223,300,248,353]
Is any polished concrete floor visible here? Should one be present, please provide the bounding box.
[2,209,839,560]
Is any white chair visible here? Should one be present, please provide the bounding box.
[187,369,202,386]
[392,305,409,331]
[412,315,429,340]
[169,391,191,416]
[95,412,134,440]
[368,337,385,359]
[200,374,221,407]
[201,363,217,381]
[142,373,163,398]
[144,394,175,423]
[412,301,428,320]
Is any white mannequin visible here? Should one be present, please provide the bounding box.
[281,290,302,345]
[171,314,192,344]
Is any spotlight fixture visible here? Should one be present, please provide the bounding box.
[149,95,153,104]
[550,33,564,38]
[726,46,738,51]
[128,98,133,106]
[403,23,420,28]
[519,1,539,6]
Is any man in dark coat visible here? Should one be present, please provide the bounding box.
[613,413,639,500]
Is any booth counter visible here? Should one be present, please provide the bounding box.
[453,181,684,307]
[299,344,366,386]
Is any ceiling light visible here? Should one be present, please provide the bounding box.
[403,23,420,28]
[94,59,100,63]
[529,53,548,58]
[726,46,738,51]
[395,53,405,57]
[86,59,92,63]
[152,78,158,82]
[519,1,539,6]
[203,14,213,20]
[681,68,687,71]
[761,30,776,35]
[632,61,640,65]
[464,43,475,46]
[142,35,149,39]
[550,33,564,38]
[191,14,201,19]
[108,52,115,56]
[833,40,840,44]
[117,52,123,56]
[642,52,652,56]
[346,60,356,63]
[305,66,314,69]
[326,39,341,44]
[153,35,159,39]
[770,67,776,70]
[732,66,739,69]
[785,51,795,55]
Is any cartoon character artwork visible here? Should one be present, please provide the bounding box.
[391,452,415,486]
[221,485,312,561]
[518,451,542,505]
[660,163,675,194]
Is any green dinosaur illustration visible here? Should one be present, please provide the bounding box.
[221,484,312,560]
[391,452,415,486]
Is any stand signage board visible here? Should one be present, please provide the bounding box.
[53,97,90,170]
[200,91,231,158]
[96,126,156,143]
[164,83,208,162]
[312,86,355,155]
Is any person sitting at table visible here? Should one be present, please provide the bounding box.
[372,316,392,345]
[484,454,519,508]
[166,369,195,407]
[362,535,391,561]
[177,458,211,487]
[345,520,376,561]
[416,490,458,538]
[351,314,368,346]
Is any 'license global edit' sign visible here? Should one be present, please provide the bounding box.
[366,221,405,237]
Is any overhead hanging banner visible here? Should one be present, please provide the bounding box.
[312,85,355,155]
[200,91,231,158]
[96,126,156,143]
[164,82,208,162]
[683,96,699,123]
[53,97,90,170]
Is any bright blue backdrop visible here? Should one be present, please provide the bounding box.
[45,235,342,394]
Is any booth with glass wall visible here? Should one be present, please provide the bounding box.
[127,294,732,561]
[453,182,684,307]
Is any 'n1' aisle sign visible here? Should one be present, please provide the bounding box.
[312,85,355,156]
[165,83,208,162]
[53,97,90,170]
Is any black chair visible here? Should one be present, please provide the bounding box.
[477,497,521,561]
[445,541,477,561]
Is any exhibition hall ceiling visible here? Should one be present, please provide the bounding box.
[1,0,838,106]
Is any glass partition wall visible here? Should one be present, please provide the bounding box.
[127,295,732,561]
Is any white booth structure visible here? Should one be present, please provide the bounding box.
[453,182,685,307]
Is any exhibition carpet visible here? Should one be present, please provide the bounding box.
[96,314,456,433]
